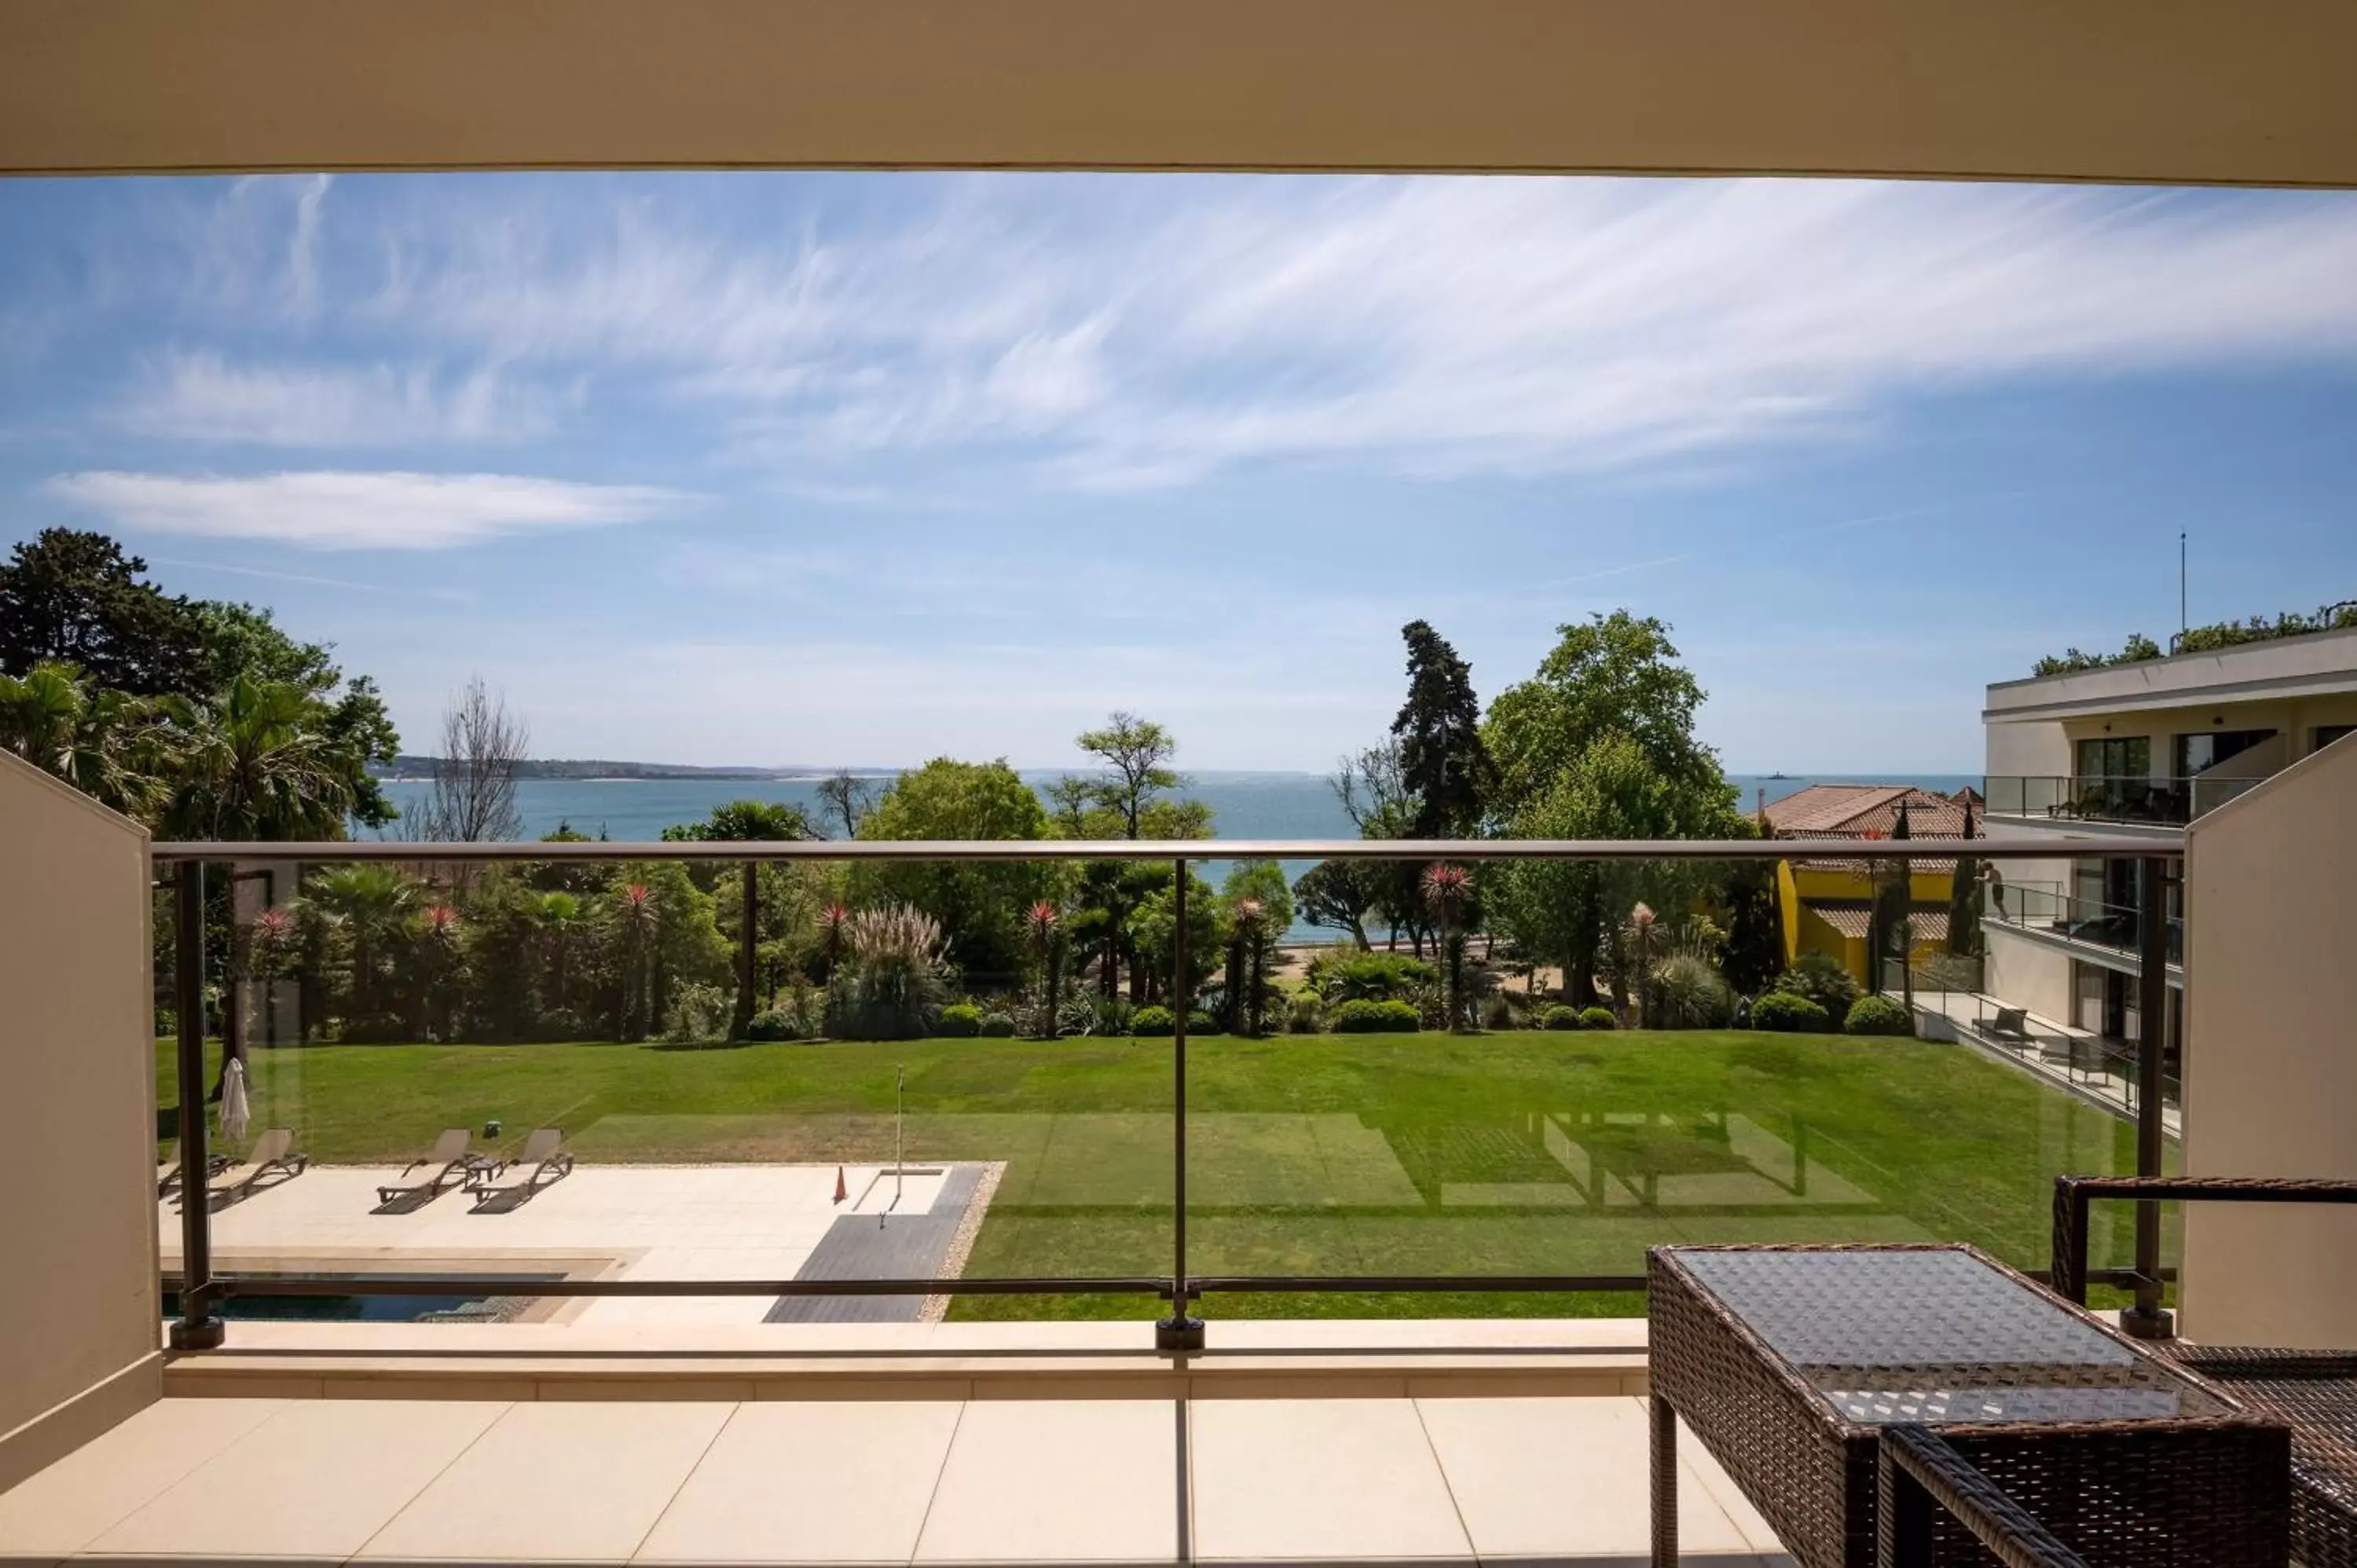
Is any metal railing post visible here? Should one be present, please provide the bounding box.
[1157,855,1203,1351]
[170,859,225,1350]
[731,860,757,1039]
[2121,855,2175,1338]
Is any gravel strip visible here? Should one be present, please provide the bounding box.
[921,1160,1006,1324]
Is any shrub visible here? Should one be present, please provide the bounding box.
[1648,954,1735,1029]
[1578,1006,1618,1031]
[1844,995,1915,1036]
[745,1009,800,1042]
[1332,998,1421,1033]
[1131,1006,1175,1037]
[938,1003,983,1037]
[1061,993,1133,1037]
[663,984,730,1045]
[1314,952,1437,1002]
[1481,995,1516,1031]
[978,1010,1016,1037]
[1772,951,1860,1023]
[1189,1009,1219,1036]
[1752,991,1831,1033]
[1541,1005,1584,1031]
[1287,995,1324,1034]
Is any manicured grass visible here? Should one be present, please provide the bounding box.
[160,1029,2161,1321]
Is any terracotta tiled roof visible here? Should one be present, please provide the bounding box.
[1803,901,1952,943]
[1763,782,1973,839]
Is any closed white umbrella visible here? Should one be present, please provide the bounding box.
[219,1057,251,1143]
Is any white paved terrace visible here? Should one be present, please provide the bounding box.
[0,1393,1793,1566]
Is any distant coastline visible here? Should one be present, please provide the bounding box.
[377,756,897,782]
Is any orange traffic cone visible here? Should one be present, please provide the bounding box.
[834,1166,848,1204]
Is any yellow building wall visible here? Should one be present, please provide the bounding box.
[1783,860,1956,985]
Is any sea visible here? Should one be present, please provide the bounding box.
[372,771,1975,943]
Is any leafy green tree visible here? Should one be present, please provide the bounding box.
[1483,611,1729,821]
[1292,859,1378,950]
[1329,738,1428,950]
[1488,734,1738,1007]
[1391,621,1489,837]
[853,758,1056,986]
[1068,712,1215,839]
[0,529,209,696]
[1129,866,1224,1013]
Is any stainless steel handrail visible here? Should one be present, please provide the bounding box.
[150,833,2176,863]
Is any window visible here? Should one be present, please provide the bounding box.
[2174,728,2273,775]
[2316,724,2356,754]
[2075,735,2150,782]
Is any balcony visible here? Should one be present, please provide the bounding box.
[11,761,2357,1567]
[1983,881,2185,969]
[1981,773,2263,829]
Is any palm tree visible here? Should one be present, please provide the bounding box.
[0,661,174,819]
[413,903,463,1040]
[1026,899,1063,1039]
[308,864,419,1025]
[532,891,587,1020]
[161,672,361,842]
[1626,900,1659,1028]
[614,882,658,1040]
[1422,863,1474,1031]
[1232,897,1270,1036]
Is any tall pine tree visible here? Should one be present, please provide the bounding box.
[1391,620,1490,838]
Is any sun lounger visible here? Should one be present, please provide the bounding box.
[467,1128,574,1211]
[376,1127,485,1203]
[157,1141,232,1198]
[202,1128,307,1202]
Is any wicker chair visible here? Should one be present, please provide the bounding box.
[2054,1174,2357,1568]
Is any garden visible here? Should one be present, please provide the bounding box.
[161,1021,2156,1321]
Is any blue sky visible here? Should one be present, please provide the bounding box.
[4,172,2356,773]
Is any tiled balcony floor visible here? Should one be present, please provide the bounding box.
[0,1394,1793,1566]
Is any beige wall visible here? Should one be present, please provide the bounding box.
[1982,929,2073,1025]
[2179,733,2357,1346]
[1985,717,2071,780]
[4,0,2357,184]
[0,755,161,1487]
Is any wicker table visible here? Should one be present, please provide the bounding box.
[1648,1244,2290,1566]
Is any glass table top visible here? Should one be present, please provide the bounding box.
[1672,1248,2231,1426]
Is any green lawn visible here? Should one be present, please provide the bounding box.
[159,1029,2163,1320]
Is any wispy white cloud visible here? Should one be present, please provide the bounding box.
[115,352,562,446]
[351,178,2357,486]
[288,174,332,320]
[45,470,695,550]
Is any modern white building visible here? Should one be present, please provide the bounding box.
[1978,623,2357,1106]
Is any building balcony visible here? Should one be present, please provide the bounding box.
[1981,773,2262,830]
[1983,881,2185,973]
